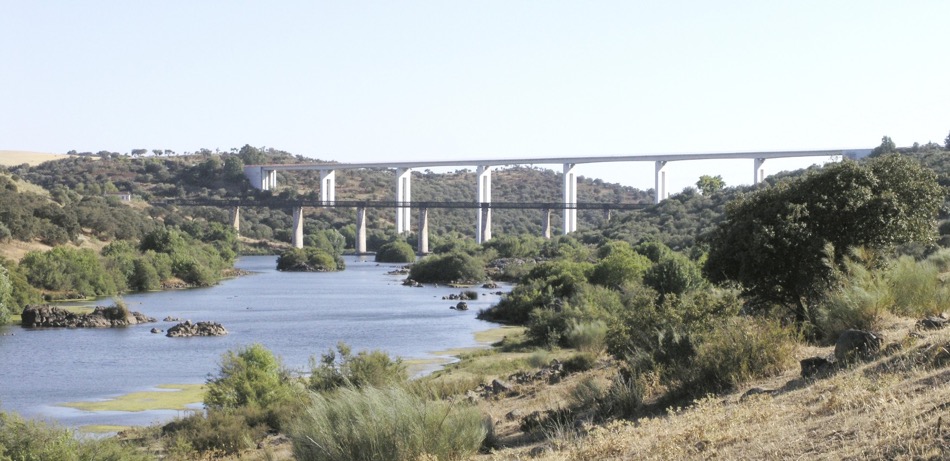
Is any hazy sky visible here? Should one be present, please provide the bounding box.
[3,1,949,192]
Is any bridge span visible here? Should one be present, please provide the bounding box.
[241,148,871,248]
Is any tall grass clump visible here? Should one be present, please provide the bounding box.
[689,317,798,394]
[291,386,486,461]
[817,258,892,339]
[565,319,609,353]
[888,255,950,317]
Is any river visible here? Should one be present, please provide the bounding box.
[0,255,506,429]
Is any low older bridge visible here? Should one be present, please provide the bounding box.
[161,198,650,254]
[239,148,870,251]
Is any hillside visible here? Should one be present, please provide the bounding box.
[0,150,71,166]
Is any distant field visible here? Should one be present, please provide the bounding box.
[0,150,70,166]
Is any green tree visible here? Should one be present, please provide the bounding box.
[696,175,725,195]
[704,155,943,325]
[871,135,897,156]
[945,130,950,150]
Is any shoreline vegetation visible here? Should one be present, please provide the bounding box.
[60,326,522,433]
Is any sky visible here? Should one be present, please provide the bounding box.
[2,1,949,193]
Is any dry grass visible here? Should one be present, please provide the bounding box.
[0,150,70,166]
[484,317,950,460]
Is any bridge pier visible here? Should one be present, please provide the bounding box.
[542,208,552,239]
[356,207,367,254]
[603,208,611,225]
[563,163,577,234]
[395,168,412,234]
[230,206,240,233]
[754,158,766,185]
[320,170,336,205]
[292,207,305,249]
[418,207,429,255]
[655,161,668,204]
[476,165,493,243]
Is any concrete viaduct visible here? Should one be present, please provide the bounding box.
[241,149,871,251]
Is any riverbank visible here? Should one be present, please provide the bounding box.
[62,326,522,434]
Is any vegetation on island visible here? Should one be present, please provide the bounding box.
[374,239,417,263]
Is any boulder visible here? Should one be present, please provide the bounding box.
[166,320,228,338]
[834,329,883,363]
[482,282,499,289]
[801,356,836,379]
[455,301,469,311]
[918,315,948,330]
[491,379,512,394]
[150,328,162,334]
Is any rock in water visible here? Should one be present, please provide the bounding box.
[21,305,156,328]
[166,320,228,338]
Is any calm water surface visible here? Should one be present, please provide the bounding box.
[0,255,506,428]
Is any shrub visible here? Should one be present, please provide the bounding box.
[643,253,704,296]
[309,342,408,392]
[689,316,798,394]
[291,386,486,461]
[601,372,645,418]
[888,255,950,317]
[277,247,344,272]
[204,344,301,430]
[163,409,266,455]
[564,320,609,353]
[817,258,891,339]
[589,249,651,289]
[409,251,485,284]
[0,410,150,461]
[375,240,416,263]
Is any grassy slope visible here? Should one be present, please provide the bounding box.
[481,316,950,460]
[0,151,70,166]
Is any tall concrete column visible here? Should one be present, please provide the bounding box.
[542,208,552,239]
[395,168,412,234]
[603,208,611,225]
[754,158,767,185]
[292,207,305,249]
[654,161,669,204]
[356,207,367,254]
[563,163,577,234]
[320,170,336,206]
[418,207,429,255]
[476,165,493,243]
[264,170,278,191]
[230,206,240,233]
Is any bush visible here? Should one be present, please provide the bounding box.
[564,320,609,353]
[291,386,487,461]
[277,247,344,272]
[163,409,266,455]
[204,344,301,430]
[817,257,891,339]
[309,342,408,392]
[0,410,150,461]
[375,240,416,263]
[409,251,485,284]
[689,316,798,394]
[888,255,950,317]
